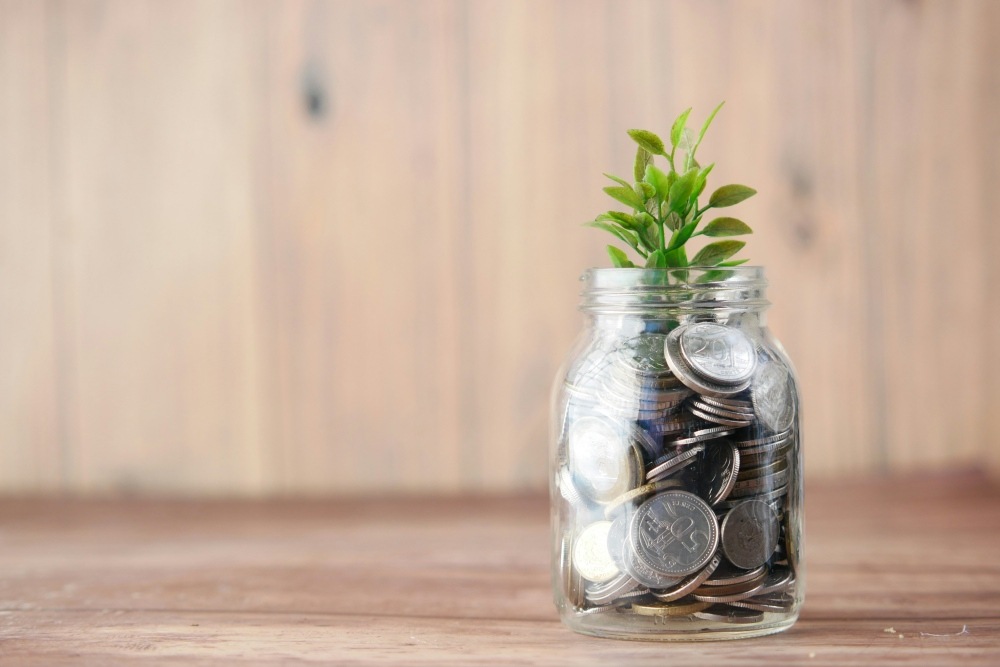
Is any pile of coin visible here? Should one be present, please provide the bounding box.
[557,321,799,625]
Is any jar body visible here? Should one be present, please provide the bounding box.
[551,268,803,640]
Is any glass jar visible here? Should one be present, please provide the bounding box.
[550,267,803,640]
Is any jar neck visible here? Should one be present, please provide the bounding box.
[579,267,770,330]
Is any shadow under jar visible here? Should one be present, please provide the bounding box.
[551,267,803,641]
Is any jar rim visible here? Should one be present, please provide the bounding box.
[580,266,769,312]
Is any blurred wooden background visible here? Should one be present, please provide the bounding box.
[1,0,998,496]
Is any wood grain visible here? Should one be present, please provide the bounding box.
[0,0,998,493]
[0,474,998,664]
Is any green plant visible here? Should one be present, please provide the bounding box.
[586,102,756,271]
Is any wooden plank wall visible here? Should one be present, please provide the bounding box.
[0,0,997,496]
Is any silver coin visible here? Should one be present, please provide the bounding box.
[701,396,755,412]
[690,399,755,420]
[621,540,686,589]
[737,457,788,481]
[702,563,767,587]
[691,579,766,603]
[679,323,758,385]
[728,591,795,613]
[720,499,780,569]
[694,605,765,624]
[755,566,795,596]
[616,334,672,376]
[651,554,721,602]
[735,429,792,447]
[561,534,585,608]
[715,485,788,511]
[606,513,631,571]
[557,468,583,505]
[699,441,741,505]
[664,328,752,397]
[688,405,754,428]
[568,416,637,504]
[629,491,720,577]
[729,468,789,498]
[669,427,736,447]
[645,444,706,481]
[646,456,699,483]
[751,362,796,434]
[585,572,642,605]
[574,521,621,583]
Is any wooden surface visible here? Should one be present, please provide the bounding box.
[0,474,998,665]
[1,1,1000,494]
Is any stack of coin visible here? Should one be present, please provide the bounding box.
[556,321,800,624]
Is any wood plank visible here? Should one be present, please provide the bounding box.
[54,0,271,493]
[260,0,466,493]
[0,474,998,664]
[861,0,994,472]
[0,0,61,491]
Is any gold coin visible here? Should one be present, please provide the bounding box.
[631,599,711,617]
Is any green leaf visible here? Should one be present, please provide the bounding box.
[668,168,700,215]
[644,164,672,201]
[665,245,688,268]
[635,181,656,200]
[634,213,659,252]
[584,221,640,250]
[645,249,667,269]
[604,173,632,189]
[664,211,684,232]
[607,245,634,268]
[719,258,749,267]
[627,129,666,156]
[691,240,746,266]
[604,185,644,210]
[598,211,636,229]
[708,184,757,208]
[670,108,692,148]
[692,101,724,158]
[693,163,715,199]
[695,269,734,284]
[634,147,653,182]
[667,219,699,251]
[702,217,753,237]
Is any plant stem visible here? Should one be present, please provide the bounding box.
[658,220,666,252]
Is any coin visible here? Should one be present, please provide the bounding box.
[737,457,788,481]
[557,468,583,505]
[603,478,686,519]
[755,566,795,596]
[622,541,686,589]
[679,323,758,385]
[616,334,672,374]
[729,468,789,498]
[568,416,638,504]
[669,426,736,447]
[728,592,795,613]
[694,605,765,624]
[688,405,754,428]
[652,554,721,602]
[630,491,719,577]
[645,444,706,481]
[561,534,585,608]
[751,362,796,434]
[664,327,752,397]
[701,396,755,413]
[699,441,740,505]
[573,521,621,583]
[689,399,755,422]
[715,485,788,511]
[720,499,780,569]
[606,513,631,571]
[632,599,712,617]
[585,571,641,605]
[702,563,767,587]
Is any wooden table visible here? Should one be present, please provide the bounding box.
[1,474,998,665]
